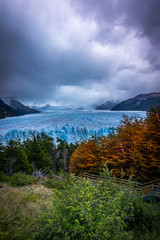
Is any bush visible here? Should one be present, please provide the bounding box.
[35,178,139,240]
[44,178,67,190]
[10,173,38,186]
[43,178,58,189]
[0,171,10,182]
[132,202,160,240]
[44,174,74,190]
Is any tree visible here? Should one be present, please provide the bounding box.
[70,139,103,174]
[3,140,31,175]
[0,141,5,172]
[108,115,145,178]
[24,133,54,171]
[140,106,160,180]
[70,108,160,181]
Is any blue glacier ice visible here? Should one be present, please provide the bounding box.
[0,109,146,144]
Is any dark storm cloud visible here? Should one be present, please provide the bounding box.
[0,0,111,103]
[0,0,53,100]
[117,0,160,43]
[117,0,160,70]
[75,0,160,42]
[0,0,160,106]
[75,0,160,69]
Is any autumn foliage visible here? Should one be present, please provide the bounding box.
[69,139,104,174]
[70,107,160,181]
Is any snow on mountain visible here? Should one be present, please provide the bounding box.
[0,110,146,144]
[0,97,39,116]
[0,99,18,119]
[1,98,12,106]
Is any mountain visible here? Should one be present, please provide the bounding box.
[0,98,39,119]
[95,101,118,110]
[111,92,160,111]
[40,104,72,111]
[41,104,52,110]
[0,99,18,119]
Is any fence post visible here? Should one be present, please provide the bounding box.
[141,184,143,198]
[151,185,155,204]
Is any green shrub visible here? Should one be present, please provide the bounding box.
[132,202,160,240]
[44,179,64,189]
[35,178,139,240]
[43,178,58,189]
[0,171,10,182]
[10,173,38,186]
[35,176,160,240]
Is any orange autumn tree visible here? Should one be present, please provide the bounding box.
[70,107,160,181]
[139,106,160,180]
[100,113,160,181]
[70,139,104,174]
[107,116,145,179]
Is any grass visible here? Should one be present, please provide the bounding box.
[0,183,52,240]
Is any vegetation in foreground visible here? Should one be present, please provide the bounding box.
[0,172,160,240]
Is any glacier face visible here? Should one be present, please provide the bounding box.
[0,109,146,143]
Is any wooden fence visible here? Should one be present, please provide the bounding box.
[48,172,160,201]
[76,172,160,201]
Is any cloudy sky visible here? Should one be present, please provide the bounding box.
[0,0,160,107]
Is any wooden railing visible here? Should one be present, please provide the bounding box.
[48,172,160,201]
[76,172,160,201]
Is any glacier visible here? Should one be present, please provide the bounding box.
[0,109,146,144]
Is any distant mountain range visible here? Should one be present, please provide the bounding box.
[95,92,160,111]
[95,101,118,110]
[40,104,72,111]
[0,98,39,119]
[1,92,160,119]
[111,92,160,111]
